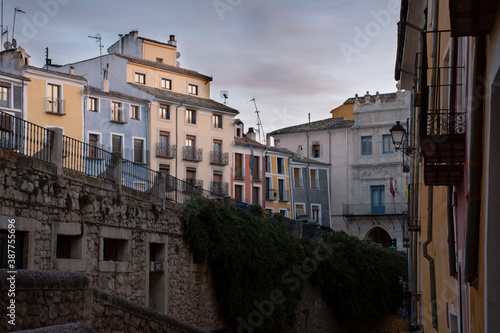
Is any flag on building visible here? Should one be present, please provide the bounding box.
[390,177,395,197]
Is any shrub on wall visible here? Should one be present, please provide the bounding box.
[183,195,305,331]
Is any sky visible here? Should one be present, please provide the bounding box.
[2,0,401,135]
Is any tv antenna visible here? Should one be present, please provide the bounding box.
[12,7,26,48]
[88,33,103,74]
[220,90,229,105]
[248,97,265,143]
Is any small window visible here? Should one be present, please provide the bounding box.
[103,238,127,261]
[311,205,320,223]
[186,109,196,124]
[150,243,165,262]
[159,104,170,120]
[234,184,243,202]
[112,134,122,153]
[161,78,171,89]
[312,144,320,158]
[236,128,242,137]
[361,136,373,155]
[383,134,394,154]
[134,138,144,163]
[89,133,100,158]
[265,156,271,173]
[47,83,62,114]
[277,158,284,174]
[89,97,98,112]
[188,84,198,95]
[135,73,146,84]
[295,204,306,219]
[111,102,123,122]
[130,105,140,120]
[279,209,288,217]
[56,235,81,259]
[156,58,164,64]
[159,164,170,175]
[310,169,319,189]
[213,114,223,129]
[293,168,302,187]
[0,84,11,107]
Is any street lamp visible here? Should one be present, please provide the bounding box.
[390,121,406,150]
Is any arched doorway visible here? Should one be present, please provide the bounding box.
[366,227,392,248]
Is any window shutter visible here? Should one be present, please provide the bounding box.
[13,86,22,109]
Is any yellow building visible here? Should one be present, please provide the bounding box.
[264,147,293,217]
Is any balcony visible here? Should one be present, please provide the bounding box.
[211,181,229,196]
[419,30,466,186]
[342,202,407,216]
[210,151,229,165]
[183,146,203,162]
[111,108,126,124]
[183,179,203,193]
[278,190,289,202]
[156,143,176,159]
[265,189,276,201]
[46,98,65,115]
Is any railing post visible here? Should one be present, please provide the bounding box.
[50,128,63,176]
[111,152,122,193]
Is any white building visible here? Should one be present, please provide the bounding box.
[271,90,411,250]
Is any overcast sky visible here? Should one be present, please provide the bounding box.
[3,0,400,135]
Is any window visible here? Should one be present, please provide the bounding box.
[234,184,243,202]
[111,102,123,122]
[159,131,170,155]
[159,164,170,175]
[130,105,140,120]
[89,97,98,112]
[159,104,170,120]
[311,205,320,223]
[213,171,223,193]
[278,179,287,201]
[185,135,197,160]
[47,83,62,114]
[89,134,100,158]
[312,144,320,158]
[371,186,385,214]
[134,138,144,163]
[103,238,127,261]
[293,168,302,187]
[310,169,319,189]
[56,235,81,259]
[186,167,196,185]
[234,153,244,179]
[279,209,288,217]
[186,109,196,124]
[156,58,164,64]
[265,156,271,173]
[295,204,306,219]
[112,134,122,153]
[0,231,25,269]
[213,139,222,155]
[265,177,273,201]
[253,156,260,180]
[383,134,394,154]
[0,84,10,107]
[236,128,242,137]
[161,78,171,89]
[213,114,223,129]
[253,186,260,205]
[277,157,284,174]
[186,135,195,150]
[361,136,372,155]
[188,84,198,95]
[135,73,146,84]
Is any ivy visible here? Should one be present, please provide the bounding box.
[183,195,304,331]
[303,231,408,328]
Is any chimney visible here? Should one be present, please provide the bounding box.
[130,30,138,38]
[169,35,177,46]
[246,127,256,141]
[297,145,303,157]
[69,66,75,75]
[118,34,124,54]
[102,63,110,93]
[266,133,271,146]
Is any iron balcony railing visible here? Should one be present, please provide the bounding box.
[210,151,229,165]
[184,179,203,192]
[211,181,229,196]
[46,98,65,115]
[0,110,54,163]
[122,159,161,196]
[156,143,176,158]
[265,189,276,201]
[183,146,203,162]
[111,108,126,123]
[62,135,115,182]
[342,202,407,216]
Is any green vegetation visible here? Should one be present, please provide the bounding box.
[183,195,407,331]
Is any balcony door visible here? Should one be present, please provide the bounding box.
[371,186,385,214]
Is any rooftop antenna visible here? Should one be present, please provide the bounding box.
[248,97,265,143]
[12,7,26,48]
[88,33,103,74]
[220,90,229,105]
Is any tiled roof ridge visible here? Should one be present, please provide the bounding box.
[86,86,150,103]
[269,117,354,136]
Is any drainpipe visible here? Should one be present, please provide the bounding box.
[464,34,486,285]
[448,186,457,277]
[326,127,334,229]
[423,0,439,329]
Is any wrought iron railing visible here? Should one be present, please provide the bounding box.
[210,151,229,165]
[46,98,65,115]
[424,112,466,136]
[265,189,276,201]
[62,135,115,182]
[0,110,54,163]
[211,181,229,196]
[342,202,407,216]
[111,108,126,123]
[156,143,176,158]
[122,159,161,197]
[182,146,203,162]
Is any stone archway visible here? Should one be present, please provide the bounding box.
[365,227,392,248]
